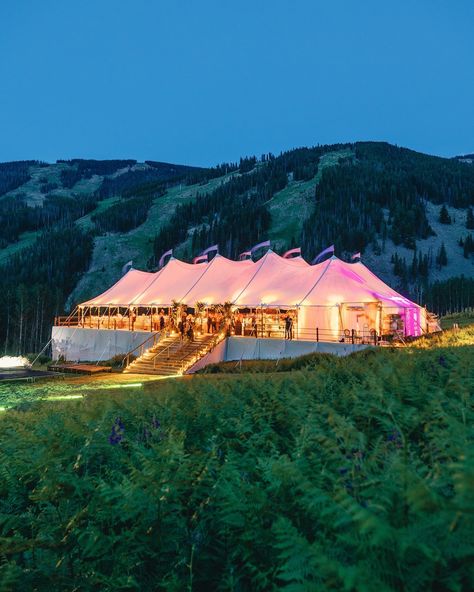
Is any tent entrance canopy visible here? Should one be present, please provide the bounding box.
[77,251,427,338]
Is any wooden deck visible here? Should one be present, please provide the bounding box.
[47,364,113,375]
[0,369,62,383]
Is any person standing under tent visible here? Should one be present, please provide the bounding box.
[211,313,217,334]
[186,316,194,342]
[159,310,165,332]
[251,315,257,337]
[234,315,242,336]
[130,308,136,331]
[285,314,293,340]
[207,312,212,334]
[284,314,291,339]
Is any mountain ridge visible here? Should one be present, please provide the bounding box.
[0,141,473,353]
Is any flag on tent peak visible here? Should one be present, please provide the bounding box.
[239,250,252,260]
[121,260,133,276]
[158,249,173,269]
[283,247,301,259]
[250,239,271,253]
[201,244,218,256]
[311,245,334,264]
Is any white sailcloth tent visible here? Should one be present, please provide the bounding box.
[79,251,427,337]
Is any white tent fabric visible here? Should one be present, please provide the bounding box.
[80,269,155,307]
[131,258,209,307]
[79,252,425,336]
[232,251,324,307]
[180,255,256,305]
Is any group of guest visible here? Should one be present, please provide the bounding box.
[79,307,295,340]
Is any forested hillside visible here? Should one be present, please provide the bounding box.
[0,144,473,354]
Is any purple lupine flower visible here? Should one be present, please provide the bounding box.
[108,417,125,445]
[387,430,402,448]
[438,355,447,368]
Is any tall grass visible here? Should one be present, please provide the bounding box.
[0,329,473,590]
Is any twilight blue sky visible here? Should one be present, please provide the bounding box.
[0,0,473,166]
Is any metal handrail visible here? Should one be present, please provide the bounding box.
[122,331,161,368]
[152,337,184,369]
[179,331,226,374]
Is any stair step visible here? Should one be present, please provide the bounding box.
[125,333,221,375]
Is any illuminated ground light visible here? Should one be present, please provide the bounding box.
[97,382,144,390]
[0,356,31,370]
[45,394,84,401]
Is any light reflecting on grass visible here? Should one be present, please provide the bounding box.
[0,376,150,410]
[44,395,84,401]
[97,382,144,390]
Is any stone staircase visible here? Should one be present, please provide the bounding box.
[124,333,221,376]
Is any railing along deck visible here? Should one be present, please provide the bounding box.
[54,316,387,345]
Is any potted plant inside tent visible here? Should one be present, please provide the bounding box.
[195,301,205,334]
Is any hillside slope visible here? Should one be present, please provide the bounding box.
[0,143,473,353]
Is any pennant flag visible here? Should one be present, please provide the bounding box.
[282,247,301,259]
[250,239,271,253]
[121,260,133,276]
[351,252,361,261]
[239,251,252,260]
[193,254,208,264]
[158,249,173,269]
[201,244,219,256]
[311,245,334,265]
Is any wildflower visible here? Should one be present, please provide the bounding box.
[151,416,161,430]
[108,416,125,445]
[438,355,447,368]
[387,430,402,448]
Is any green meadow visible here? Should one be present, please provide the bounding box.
[0,325,473,591]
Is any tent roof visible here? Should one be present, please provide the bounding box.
[179,254,256,305]
[79,252,421,310]
[80,269,156,307]
[130,257,209,307]
[299,257,420,308]
[348,261,416,307]
[232,250,324,307]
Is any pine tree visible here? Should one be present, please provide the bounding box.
[439,204,451,224]
[466,207,474,230]
[463,234,474,258]
[436,242,448,267]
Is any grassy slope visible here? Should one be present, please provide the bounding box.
[67,174,236,307]
[0,229,41,264]
[0,326,472,590]
[439,310,474,329]
[268,148,354,250]
[364,203,474,287]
